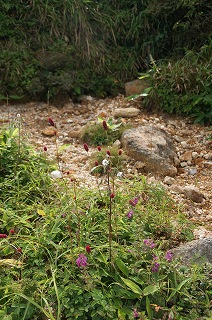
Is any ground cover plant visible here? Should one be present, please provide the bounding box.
[0,117,211,320]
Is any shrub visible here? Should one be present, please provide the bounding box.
[143,41,212,124]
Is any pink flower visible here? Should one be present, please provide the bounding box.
[118,149,122,155]
[97,146,101,151]
[152,262,160,272]
[76,254,87,268]
[10,229,15,235]
[94,161,99,166]
[106,150,111,156]
[133,309,139,318]
[127,210,134,219]
[129,197,138,207]
[83,143,89,152]
[165,250,173,262]
[17,247,22,253]
[110,193,115,198]
[43,146,47,151]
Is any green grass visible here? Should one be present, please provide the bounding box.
[0,121,211,320]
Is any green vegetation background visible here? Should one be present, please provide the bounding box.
[0,0,211,122]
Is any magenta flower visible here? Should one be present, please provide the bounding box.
[129,197,138,207]
[43,146,47,152]
[94,161,99,166]
[165,250,173,262]
[133,309,139,318]
[10,229,15,235]
[110,193,115,198]
[83,143,89,152]
[118,149,122,155]
[152,262,160,272]
[144,238,155,248]
[76,254,87,268]
[97,146,101,151]
[106,150,111,156]
[127,210,134,219]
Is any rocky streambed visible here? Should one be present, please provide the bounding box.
[0,95,211,235]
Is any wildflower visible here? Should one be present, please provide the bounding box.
[144,238,155,248]
[94,161,99,166]
[43,146,47,151]
[133,309,139,318]
[106,150,111,156]
[165,250,173,262]
[117,171,123,178]
[110,193,115,198]
[127,210,134,219]
[61,213,66,218]
[76,254,87,268]
[17,247,22,253]
[102,159,109,167]
[102,120,108,130]
[83,143,89,152]
[118,149,122,155]
[97,146,101,151]
[48,117,55,126]
[129,197,138,207]
[0,234,7,238]
[10,229,15,235]
[85,245,91,253]
[152,262,160,272]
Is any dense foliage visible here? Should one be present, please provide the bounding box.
[0,0,211,104]
[0,119,212,319]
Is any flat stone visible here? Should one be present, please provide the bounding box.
[113,107,140,118]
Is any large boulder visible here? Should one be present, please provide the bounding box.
[121,126,177,176]
[173,238,212,264]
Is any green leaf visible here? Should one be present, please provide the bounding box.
[167,278,191,302]
[120,277,142,295]
[115,258,129,276]
[143,285,159,296]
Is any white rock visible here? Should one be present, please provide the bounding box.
[50,170,63,179]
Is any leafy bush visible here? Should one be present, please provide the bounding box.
[143,41,212,124]
[81,118,129,146]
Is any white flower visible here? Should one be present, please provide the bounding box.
[102,159,109,167]
[117,171,123,178]
[17,113,21,118]
[50,170,63,179]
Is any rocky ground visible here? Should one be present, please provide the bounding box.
[0,95,211,235]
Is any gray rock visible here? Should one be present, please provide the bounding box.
[113,107,140,118]
[173,238,212,264]
[121,126,177,176]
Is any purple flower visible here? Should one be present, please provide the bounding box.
[76,254,87,268]
[165,250,173,262]
[127,210,134,219]
[129,197,138,207]
[144,238,155,248]
[133,309,139,318]
[152,262,160,273]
